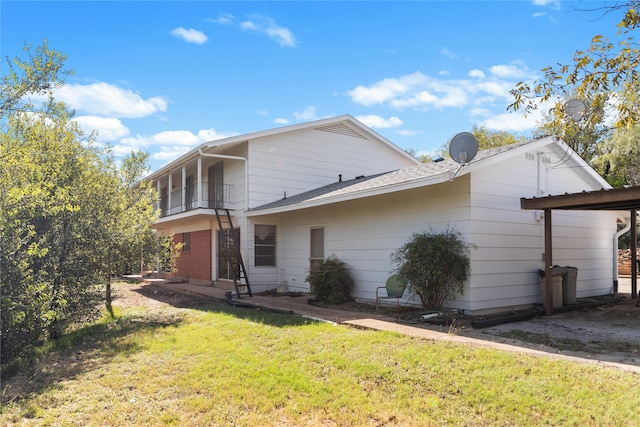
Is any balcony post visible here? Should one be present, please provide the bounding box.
[168,174,173,214]
[181,165,186,210]
[197,156,202,209]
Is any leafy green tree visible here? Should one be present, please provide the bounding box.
[435,126,525,161]
[406,148,435,163]
[1,39,71,117]
[391,228,473,311]
[593,125,640,187]
[532,99,608,166]
[470,125,526,150]
[0,42,163,366]
[508,2,640,131]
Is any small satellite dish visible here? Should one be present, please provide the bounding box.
[564,98,587,122]
[449,132,478,165]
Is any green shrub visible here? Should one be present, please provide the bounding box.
[391,227,474,310]
[306,255,354,304]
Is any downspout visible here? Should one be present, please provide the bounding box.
[614,219,631,295]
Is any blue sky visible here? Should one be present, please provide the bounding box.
[2,1,624,171]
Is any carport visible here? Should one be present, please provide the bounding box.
[521,185,640,315]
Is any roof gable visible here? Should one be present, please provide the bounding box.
[146,115,418,180]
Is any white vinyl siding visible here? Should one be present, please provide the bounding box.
[246,127,416,209]
[250,179,471,297]
[468,148,617,312]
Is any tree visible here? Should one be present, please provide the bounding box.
[390,228,473,311]
[508,2,640,132]
[0,42,163,367]
[1,39,71,118]
[1,103,106,361]
[435,126,526,161]
[469,125,526,150]
[532,99,609,166]
[406,148,435,163]
[593,125,640,187]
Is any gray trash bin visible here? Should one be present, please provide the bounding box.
[563,267,578,305]
[538,268,565,308]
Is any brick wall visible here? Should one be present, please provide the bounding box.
[174,230,212,282]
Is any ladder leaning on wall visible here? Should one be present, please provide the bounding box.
[214,208,252,298]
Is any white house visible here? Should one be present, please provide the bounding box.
[147,115,621,314]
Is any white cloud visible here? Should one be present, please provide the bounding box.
[347,64,538,112]
[116,128,237,163]
[121,130,199,149]
[170,27,208,44]
[469,107,490,117]
[441,48,457,59]
[197,128,238,142]
[208,13,235,25]
[481,111,541,132]
[396,129,422,137]
[473,80,513,98]
[489,64,532,79]
[240,15,296,47]
[355,115,402,129]
[533,0,561,10]
[73,116,130,141]
[274,118,289,125]
[347,72,425,106]
[55,82,168,118]
[293,106,318,121]
[152,149,193,162]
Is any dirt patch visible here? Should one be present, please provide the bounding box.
[459,297,640,366]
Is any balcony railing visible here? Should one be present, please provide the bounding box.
[158,183,233,217]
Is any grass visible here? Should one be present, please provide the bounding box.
[2,283,640,426]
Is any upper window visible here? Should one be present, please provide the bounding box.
[255,225,276,266]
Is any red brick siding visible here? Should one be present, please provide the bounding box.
[174,230,211,281]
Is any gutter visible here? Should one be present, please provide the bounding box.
[614,212,635,294]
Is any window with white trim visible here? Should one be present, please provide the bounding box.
[255,225,276,266]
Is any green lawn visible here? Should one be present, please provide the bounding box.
[2,283,640,426]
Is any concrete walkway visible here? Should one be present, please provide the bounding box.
[153,279,640,373]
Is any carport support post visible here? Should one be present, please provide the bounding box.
[544,208,553,315]
[632,209,637,299]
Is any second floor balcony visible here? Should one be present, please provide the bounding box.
[158,182,233,218]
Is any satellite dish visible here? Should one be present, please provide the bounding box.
[564,98,587,122]
[449,132,478,165]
